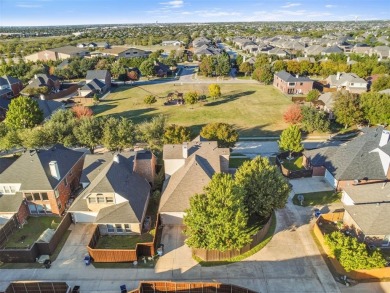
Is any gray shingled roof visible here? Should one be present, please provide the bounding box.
[35,98,63,119]
[304,127,389,180]
[275,70,312,82]
[318,92,335,110]
[80,78,105,91]
[0,192,23,213]
[0,144,85,190]
[343,182,390,204]
[328,72,367,87]
[344,203,390,235]
[49,46,89,55]
[70,153,150,224]
[323,46,343,54]
[86,70,109,82]
[0,75,21,86]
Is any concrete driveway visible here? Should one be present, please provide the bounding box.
[290,177,334,194]
[52,223,96,269]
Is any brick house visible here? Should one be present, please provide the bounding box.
[303,127,390,190]
[273,70,314,95]
[78,70,111,97]
[69,151,156,234]
[0,76,24,99]
[0,145,85,225]
[22,74,61,95]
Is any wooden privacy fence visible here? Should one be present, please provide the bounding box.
[313,215,390,280]
[88,215,162,263]
[3,282,70,293]
[0,213,72,263]
[276,152,313,179]
[129,281,256,293]
[193,214,273,262]
[0,215,19,249]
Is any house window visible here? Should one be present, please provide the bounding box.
[88,197,97,204]
[37,205,45,214]
[300,82,303,85]
[124,224,131,233]
[10,186,16,193]
[350,83,354,86]
[33,193,40,201]
[106,197,114,203]
[41,192,49,200]
[44,204,52,213]
[97,197,104,203]
[3,186,10,193]
[115,224,123,233]
[25,193,33,201]
[28,203,38,214]
[107,224,115,233]
[288,82,295,86]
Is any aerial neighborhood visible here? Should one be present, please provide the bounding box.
[0,14,390,293]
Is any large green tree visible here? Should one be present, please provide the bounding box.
[333,91,363,128]
[139,59,155,77]
[184,173,251,251]
[301,106,330,133]
[163,124,191,144]
[278,125,304,156]
[43,109,77,147]
[306,89,320,104]
[360,92,390,125]
[73,117,103,153]
[371,75,390,92]
[102,117,135,151]
[235,156,290,218]
[5,96,43,129]
[200,122,238,148]
[137,114,167,151]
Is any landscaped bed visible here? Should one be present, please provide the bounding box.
[281,156,304,171]
[95,233,154,250]
[4,216,61,249]
[292,191,341,206]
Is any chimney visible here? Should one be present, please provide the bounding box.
[49,161,60,180]
[336,72,341,80]
[34,74,37,79]
[182,142,188,158]
[296,74,299,78]
[347,56,350,63]
[113,154,120,163]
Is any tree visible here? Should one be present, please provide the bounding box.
[371,75,390,92]
[252,65,273,84]
[325,231,386,272]
[208,84,221,99]
[215,53,231,76]
[137,114,167,151]
[43,109,77,147]
[286,60,300,74]
[71,105,93,119]
[273,60,286,72]
[200,123,238,148]
[199,56,213,76]
[73,117,102,153]
[235,156,290,218]
[333,91,363,128]
[235,55,244,67]
[283,104,303,125]
[184,173,251,251]
[101,117,135,152]
[301,106,330,133]
[278,125,304,157]
[5,96,43,129]
[163,124,191,144]
[360,92,390,125]
[239,62,253,76]
[184,91,199,105]
[19,127,47,148]
[306,89,320,104]
[0,128,22,150]
[144,95,157,106]
[140,59,155,77]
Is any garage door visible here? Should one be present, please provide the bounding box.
[73,212,97,223]
[160,212,185,226]
[324,169,338,188]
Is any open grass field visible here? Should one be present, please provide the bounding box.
[93,83,292,136]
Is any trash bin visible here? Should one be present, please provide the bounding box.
[43,259,51,269]
[120,284,127,293]
[84,255,91,266]
[72,286,80,293]
[157,243,164,256]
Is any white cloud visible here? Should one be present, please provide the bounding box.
[181,11,192,15]
[160,0,184,8]
[200,11,241,17]
[281,2,301,8]
[325,5,337,8]
[16,3,42,8]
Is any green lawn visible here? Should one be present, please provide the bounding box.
[282,156,304,171]
[292,191,341,207]
[4,217,61,249]
[95,233,154,250]
[229,157,251,168]
[93,83,291,136]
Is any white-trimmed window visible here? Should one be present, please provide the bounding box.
[107,224,115,233]
[124,224,131,233]
[115,224,123,233]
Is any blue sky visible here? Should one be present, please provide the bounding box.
[0,0,389,26]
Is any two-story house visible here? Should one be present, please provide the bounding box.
[22,74,61,96]
[69,151,156,235]
[273,70,314,95]
[78,70,111,97]
[0,145,85,224]
[326,72,368,94]
[0,76,23,99]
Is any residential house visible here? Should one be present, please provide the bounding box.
[273,70,314,95]
[91,47,150,58]
[24,46,90,62]
[267,48,289,58]
[342,203,390,247]
[341,182,390,206]
[69,151,156,234]
[353,44,371,55]
[193,44,222,58]
[317,92,335,116]
[192,37,211,48]
[162,41,182,46]
[369,46,390,60]
[0,145,85,224]
[326,72,368,94]
[78,70,111,97]
[154,61,171,77]
[158,137,230,225]
[305,45,325,56]
[22,74,61,95]
[0,76,23,99]
[303,127,390,189]
[321,46,343,56]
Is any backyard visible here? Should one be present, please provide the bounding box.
[4,216,61,249]
[92,83,291,136]
[281,156,304,171]
[95,233,154,250]
[292,191,341,206]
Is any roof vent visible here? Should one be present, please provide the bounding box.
[113,154,120,163]
[353,179,359,185]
